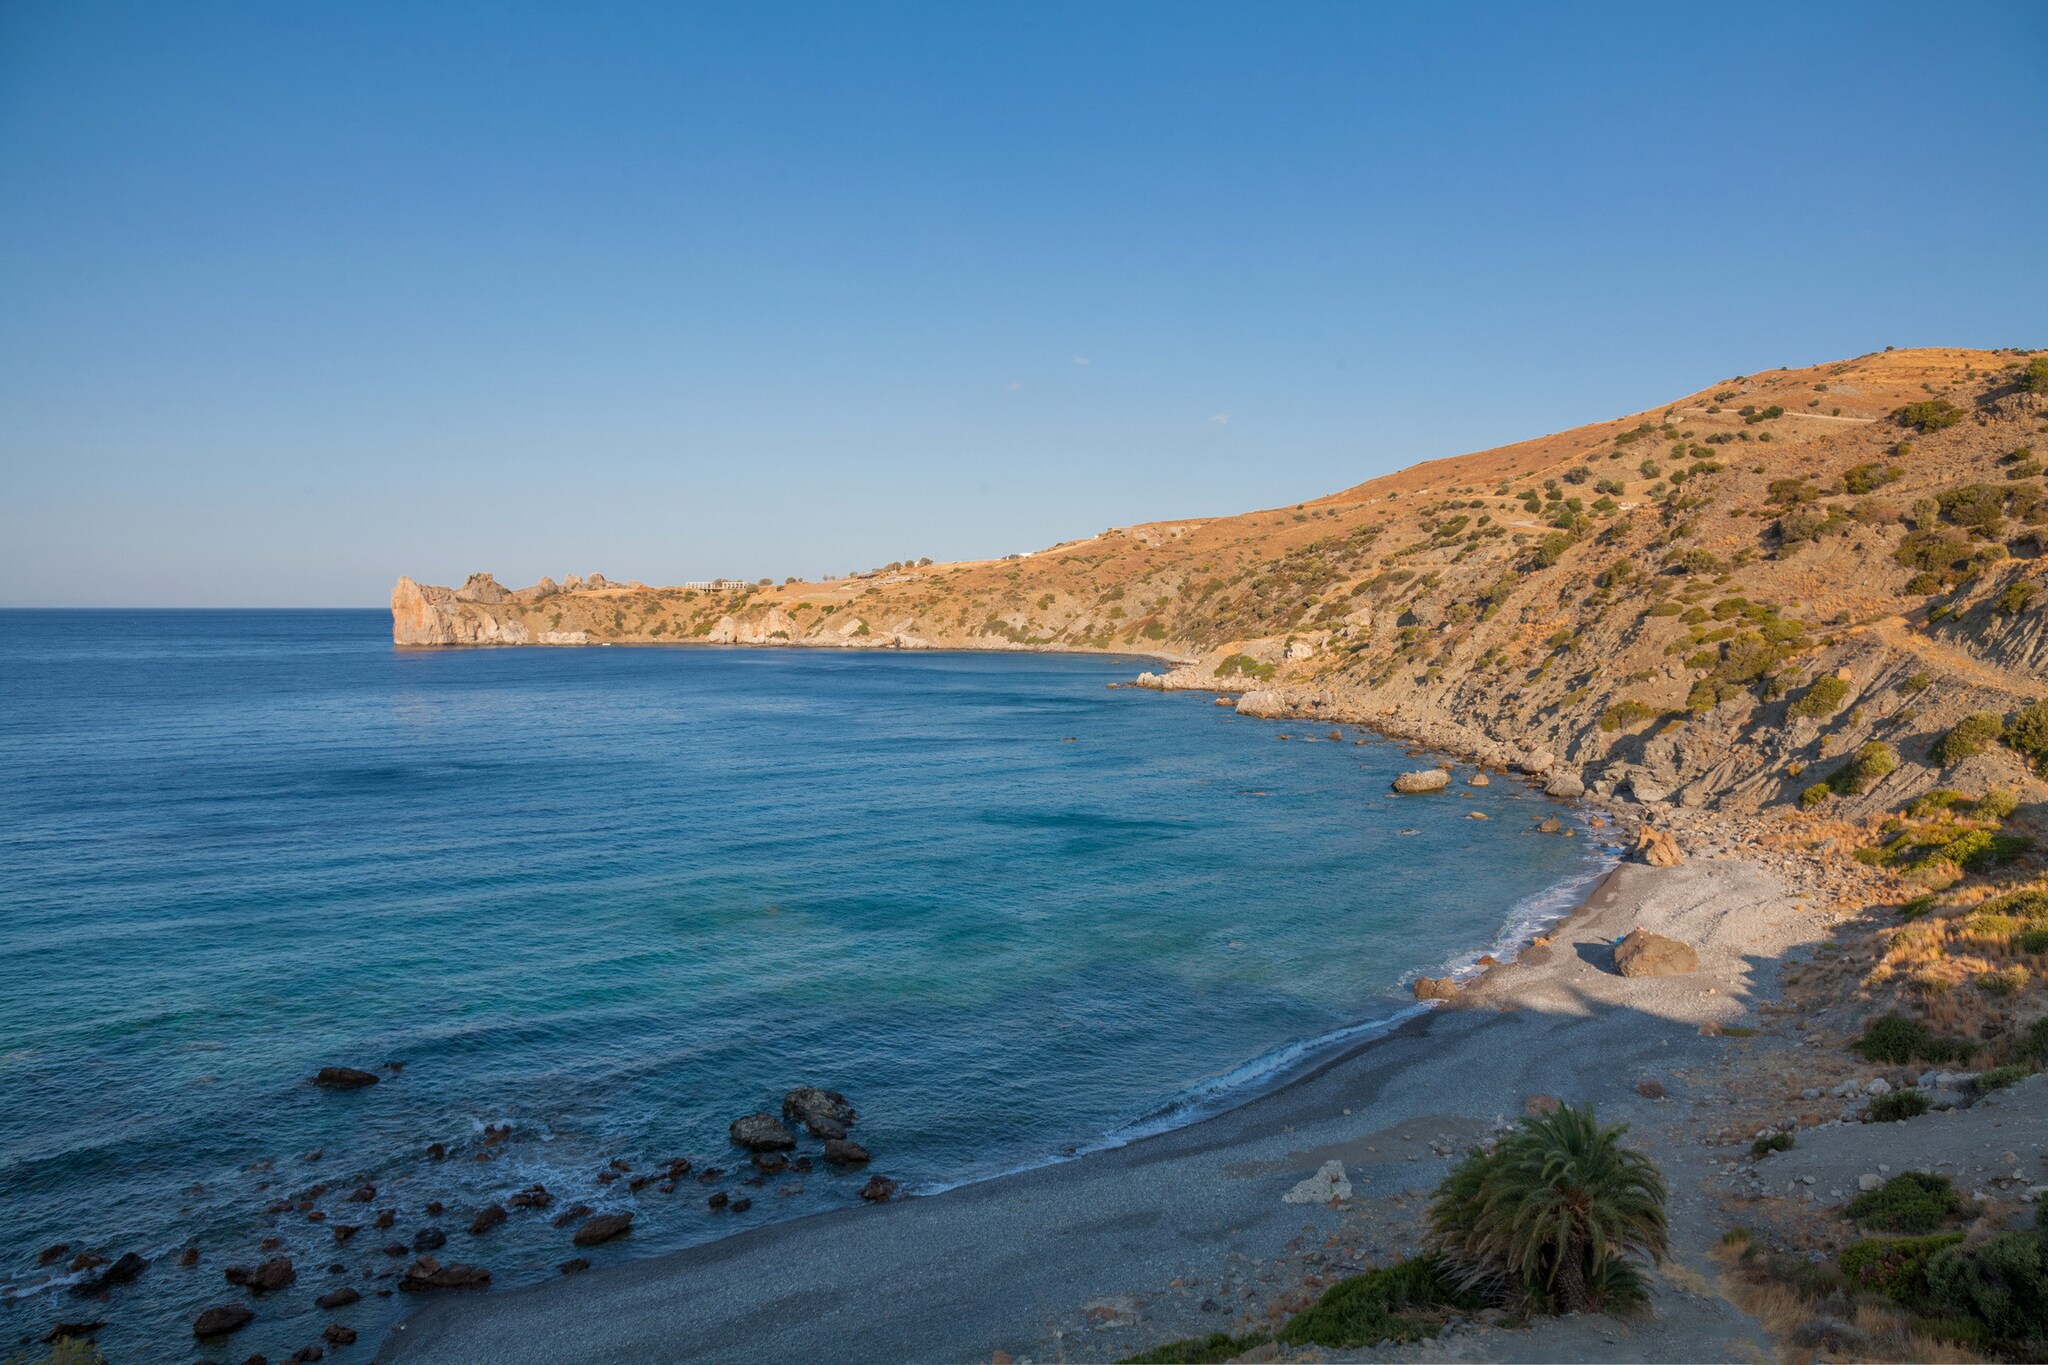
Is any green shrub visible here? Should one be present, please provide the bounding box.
[1838,741,1898,795]
[1972,787,2020,820]
[1842,462,1903,494]
[2031,1017,2048,1063]
[1278,1256,1476,1348]
[1843,1171,1968,1233]
[1894,399,1964,433]
[1900,894,1938,921]
[1750,1131,1793,1158]
[1977,965,2029,995]
[1923,1231,2048,1354]
[2022,928,2048,953]
[1789,675,1850,718]
[1427,1103,1665,1314]
[1121,1331,1275,1363]
[1215,653,1275,681]
[1800,783,1832,809]
[1936,713,2005,765]
[1996,579,2041,615]
[1839,1231,1966,1309]
[2004,701,2048,759]
[1975,1063,2031,1092]
[1852,1014,1967,1065]
[1599,699,1656,732]
[1869,1089,1931,1122]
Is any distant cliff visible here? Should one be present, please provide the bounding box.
[397,347,2048,819]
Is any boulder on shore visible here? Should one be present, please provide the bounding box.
[1392,769,1450,794]
[312,1067,380,1090]
[192,1304,254,1339]
[1613,928,1699,977]
[1543,772,1585,799]
[571,1213,633,1247]
[1518,750,1555,775]
[1411,976,1458,1001]
[399,1255,490,1291]
[728,1112,797,1151]
[1282,1159,1352,1205]
[858,1175,901,1202]
[1634,827,1685,867]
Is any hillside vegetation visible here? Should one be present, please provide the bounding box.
[398,347,2048,822]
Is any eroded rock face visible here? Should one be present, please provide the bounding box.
[390,577,532,646]
[1392,769,1450,793]
[453,572,511,605]
[1613,928,1698,977]
[1634,827,1685,867]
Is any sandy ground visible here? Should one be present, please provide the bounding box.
[380,855,1871,1365]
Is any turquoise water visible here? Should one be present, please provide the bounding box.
[0,611,1610,1359]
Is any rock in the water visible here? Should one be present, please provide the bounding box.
[323,1323,358,1346]
[412,1228,446,1252]
[549,1203,593,1229]
[858,1176,901,1202]
[1466,772,1490,786]
[1282,1159,1352,1204]
[312,1068,380,1090]
[467,1204,506,1236]
[572,1212,633,1247]
[751,1152,789,1174]
[822,1139,872,1165]
[781,1087,858,1138]
[72,1251,147,1295]
[1465,810,1489,820]
[193,1304,255,1338]
[1536,816,1562,833]
[399,1255,490,1291]
[1411,976,1458,1001]
[1613,928,1699,977]
[1543,772,1585,799]
[1634,827,1685,866]
[224,1257,295,1293]
[314,1287,359,1311]
[506,1184,552,1210]
[728,1112,797,1152]
[1392,769,1450,794]
[40,1321,104,1344]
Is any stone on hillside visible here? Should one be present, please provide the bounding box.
[1283,1160,1352,1205]
[1634,827,1685,867]
[1411,976,1458,1001]
[728,1113,796,1152]
[1625,774,1672,804]
[1544,772,1585,799]
[453,572,510,604]
[1392,769,1450,794]
[1518,750,1555,775]
[1613,928,1698,977]
[311,1068,380,1090]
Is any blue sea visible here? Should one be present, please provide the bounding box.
[0,610,1611,1360]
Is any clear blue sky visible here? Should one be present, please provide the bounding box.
[3,1,2043,606]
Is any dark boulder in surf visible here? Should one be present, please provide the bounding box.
[311,1068,380,1090]
[224,1257,295,1293]
[858,1175,901,1202]
[571,1213,633,1247]
[192,1303,254,1338]
[728,1112,797,1151]
[781,1087,858,1138]
[399,1255,490,1291]
[823,1139,871,1165]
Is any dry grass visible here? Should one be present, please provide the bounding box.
[1711,1234,1984,1365]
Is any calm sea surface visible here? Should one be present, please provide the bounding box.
[0,610,1610,1360]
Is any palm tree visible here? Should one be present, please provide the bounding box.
[1427,1102,1667,1313]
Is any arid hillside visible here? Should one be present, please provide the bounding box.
[397,346,2048,824]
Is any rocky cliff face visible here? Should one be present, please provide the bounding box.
[394,347,2048,821]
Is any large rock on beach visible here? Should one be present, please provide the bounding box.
[571,1213,633,1247]
[1392,769,1449,794]
[1282,1159,1352,1205]
[1411,976,1458,1001]
[399,1255,491,1291]
[1518,750,1555,775]
[1543,772,1585,798]
[1613,928,1699,977]
[1634,827,1685,867]
[193,1304,254,1338]
[729,1113,797,1151]
[311,1067,380,1090]
[859,1175,901,1202]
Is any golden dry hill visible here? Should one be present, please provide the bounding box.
[397,345,2048,822]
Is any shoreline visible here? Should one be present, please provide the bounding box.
[383,839,1817,1364]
